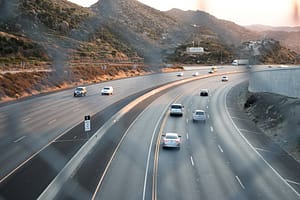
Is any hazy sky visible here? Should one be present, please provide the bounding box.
[68,0,300,26]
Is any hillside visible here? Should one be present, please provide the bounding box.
[165,9,259,46]
[245,25,300,54]
[0,0,299,100]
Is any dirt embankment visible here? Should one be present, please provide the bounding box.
[241,87,300,162]
[0,65,183,102]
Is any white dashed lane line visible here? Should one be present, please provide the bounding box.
[218,145,224,153]
[235,175,245,190]
[190,156,195,166]
[22,117,31,122]
[48,119,57,125]
[210,126,214,132]
[14,136,26,143]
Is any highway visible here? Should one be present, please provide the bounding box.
[90,74,299,200]
[1,66,300,199]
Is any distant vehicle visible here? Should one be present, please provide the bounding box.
[232,59,249,65]
[192,110,206,122]
[101,86,113,95]
[162,133,181,149]
[176,72,184,77]
[74,86,87,97]
[192,72,199,76]
[221,75,229,81]
[200,89,209,96]
[209,66,217,73]
[170,103,184,116]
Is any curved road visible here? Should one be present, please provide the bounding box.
[92,74,299,200]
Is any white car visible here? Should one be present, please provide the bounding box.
[162,133,181,149]
[170,103,184,116]
[192,72,199,76]
[221,75,229,81]
[101,86,113,95]
[192,110,206,122]
[176,72,184,77]
[200,89,209,96]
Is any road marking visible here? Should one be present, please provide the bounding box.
[218,145,224,153]
[48,119,57,125]
[225,90,300,197]
[255,147,273,153]
[22,117,31,122]
[235,175,245,189]
[207,114,210,119]
[73,108,80,112]
[286,179,300,186]
[186,119,189,124]
[14,136,26,143]
[206,106,209,109]
[186,133,189,140]
[210,126,214,132]
[190,156,194,166]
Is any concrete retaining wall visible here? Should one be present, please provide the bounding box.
[248,67,300,98]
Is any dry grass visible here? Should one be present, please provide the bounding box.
[0,64,153,101]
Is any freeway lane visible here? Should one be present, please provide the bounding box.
[0,66,241,199]
[91,74,246,200]
[0,67,233,180]
[91,73,299,200]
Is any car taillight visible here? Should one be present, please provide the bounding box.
[176,139,180,143]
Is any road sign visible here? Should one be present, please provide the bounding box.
[84,115,91,132]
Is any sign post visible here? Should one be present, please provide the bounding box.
[84,115,91,138]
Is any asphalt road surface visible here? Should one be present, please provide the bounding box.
[1,66,300,199]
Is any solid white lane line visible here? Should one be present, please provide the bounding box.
[14,136,26,143]
[286,179,300,186]
[190,156,194,166]
[255,148,273,153]
[225,91,300,197]
[235,176,245,189]
[218,145,224,153]
[22,117,31,122]
[210,126,214,132]
[48,119,57,125]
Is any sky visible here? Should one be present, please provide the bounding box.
[68,0,300,26]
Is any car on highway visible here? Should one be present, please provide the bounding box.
[73,86,87,97]
[192,110,206,122]
[101,86,114,95]
[209,66,217,73]
[176,72,184,77]
[192,72,199,76]
[221,75,229,81]
[200,89,209,96]
[170,103,184,116]
[162,133,181,149]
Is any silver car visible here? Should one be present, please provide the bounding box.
[74,86,87,97]
[170,103,184,116]
[162,133,181,149]
[192,110,206,122]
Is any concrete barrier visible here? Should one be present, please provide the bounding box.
[248,66,300,98]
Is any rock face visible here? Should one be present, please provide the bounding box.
[58,20,69,33]
[244,92,300,162]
